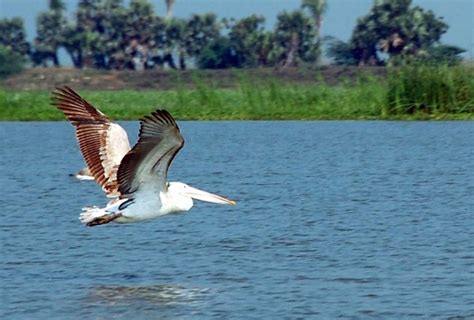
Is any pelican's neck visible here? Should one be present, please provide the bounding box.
[161,185,194,213]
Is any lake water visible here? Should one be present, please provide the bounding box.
[1,121,473,319]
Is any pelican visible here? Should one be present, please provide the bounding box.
[53,86,236,226]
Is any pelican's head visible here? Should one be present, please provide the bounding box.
[168,182,236,207]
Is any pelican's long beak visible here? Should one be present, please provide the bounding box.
[185,186,236,205]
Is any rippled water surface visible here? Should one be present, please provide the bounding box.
[1,121,473,319]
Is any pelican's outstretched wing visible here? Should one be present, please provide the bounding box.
[117,110,184,198]
[52,86,131,197]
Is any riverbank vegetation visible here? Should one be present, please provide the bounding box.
[1,1,471,121]
[386,64,474,116]
[1,64,472,121]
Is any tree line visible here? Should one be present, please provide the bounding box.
[0,0,465,76]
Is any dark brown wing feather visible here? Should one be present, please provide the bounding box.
[52,86,129,196]
[51,86,107,124]
[117,110,184,197]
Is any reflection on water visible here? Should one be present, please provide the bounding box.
[86,284,210,306]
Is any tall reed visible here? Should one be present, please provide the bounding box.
[386,64,474,115]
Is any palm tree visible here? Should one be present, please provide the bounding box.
[301,0,327,39]
[274,10,316,68]
[165,0,175,20]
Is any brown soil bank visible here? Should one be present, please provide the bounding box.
[2,66,387,91]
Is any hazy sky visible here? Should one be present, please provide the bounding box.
[1,0,473,63]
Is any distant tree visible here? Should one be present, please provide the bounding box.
[159,14,220,70]
[96,0,129,69]
[272,10,317,67]
[325,36,357,65]
[121,0,156,68]
[301,0,327,63]
[349,0,449,65]
[126,0,155,41]
[32,0,67,67]
[228,15,268,67]
[0,18,30,58]
[61,23,84,68]
[147,16,167,68]
[60,0,156,69]
[66,0,101,68]
[0,45,25,78]
[301,0,326,38]
[182,13,220,69]
[49,0,65,11]
[197,36,239,69]
[163,18,186,69]
[350,14,381,65]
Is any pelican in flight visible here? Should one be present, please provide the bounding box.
[53,86,235,226]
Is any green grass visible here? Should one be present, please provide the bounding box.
[0,65,473,120]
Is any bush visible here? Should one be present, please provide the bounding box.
[196,37,241,69]
[325,36,357,66]
[0,45,25,78]
[424,45,465,66]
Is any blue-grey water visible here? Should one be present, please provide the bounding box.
[1,121,473,319]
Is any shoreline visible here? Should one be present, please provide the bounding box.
[1,66,472,121]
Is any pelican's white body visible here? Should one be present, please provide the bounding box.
[121,184,194,222]
[80,182,194,224]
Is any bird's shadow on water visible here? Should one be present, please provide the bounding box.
[82,283,211,308]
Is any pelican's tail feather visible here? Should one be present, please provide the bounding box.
[80,206,103,223]
[80,206,121,227]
